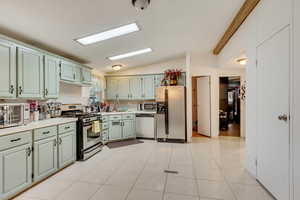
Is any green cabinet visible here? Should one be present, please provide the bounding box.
[60,60,75,82]
[44,55,60,99]
[122,120,135,138]
[81,67,92,85]
[118,77,130,100]
[109,120,122,140]
[33,136,58,182]
[0,40,17,98]
[129,77,143,100]
[17,47,44,98]
[106,78,119,100]
[58,131,76,169]
[0,144,32,200]
[142,76,155,100]
[73,66,81,83]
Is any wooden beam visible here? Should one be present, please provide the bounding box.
[213,0,261,55]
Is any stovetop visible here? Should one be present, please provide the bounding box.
[61,111,101,120]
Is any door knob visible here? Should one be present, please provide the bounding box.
[278,114,288,122]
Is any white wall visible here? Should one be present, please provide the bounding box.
[186,52,245,142]
[216,0,293,182]
[107,56,186,75]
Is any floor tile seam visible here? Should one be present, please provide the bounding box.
[123,149,154,200]
[160,143,174,200]
[189,145,202,199]
[52,181,77,200]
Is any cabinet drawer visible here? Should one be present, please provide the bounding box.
[58,122,76,134]
[0,131,32,151]
[122,114,135,120]
[102,116,108,122]
[102,130,108,141]
[109,115,122,121]
[102,122,109,130]
[34,126,57,141]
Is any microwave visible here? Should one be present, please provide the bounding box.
[0,103,30,129]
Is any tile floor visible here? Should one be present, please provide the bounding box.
[14,137,275,200]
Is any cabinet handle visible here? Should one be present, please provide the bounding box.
[10,85,14,94]
[54,139,57,147]
[45,88,49,96]
[64,126,70,130]
[18,86,23,95]
[73,73,76,80]
[26,147,32,157]
[43,131,50,135]
[10,138,21,142]
[59,138,62,145]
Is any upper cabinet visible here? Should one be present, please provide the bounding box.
[60,61,75,82]
[106,78,119,100]
[118,77,130,100]
[0,39,17,98]
[142,76,155,100]
[129,77,143,100]
[73,65,81,83]
[81,67,92,85]
[44,55,60,99]
[60,60,92,86]
[17,47,44,99]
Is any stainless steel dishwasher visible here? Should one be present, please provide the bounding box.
[135,113,156,139]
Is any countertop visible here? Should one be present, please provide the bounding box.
[100,111,156,115]
[0,118,78,137]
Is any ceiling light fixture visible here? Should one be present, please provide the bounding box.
[112,65,122,71]
[237,58,247,65]
[76,23,140,45]
[108,48,152,61]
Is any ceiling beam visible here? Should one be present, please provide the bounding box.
[213,0,261,55]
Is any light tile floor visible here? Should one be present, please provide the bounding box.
[14,137,275,200]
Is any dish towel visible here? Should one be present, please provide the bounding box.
[92,121,101,133]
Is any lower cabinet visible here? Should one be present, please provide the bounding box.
[0,143,32,200]
[33,136,58,182]
[58,131,76,169]
[122,120,136,139]
[109,120,122,141]
[108,114,136,142]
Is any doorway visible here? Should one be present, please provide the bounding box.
[219,76,241,137]
[192,76,211,137]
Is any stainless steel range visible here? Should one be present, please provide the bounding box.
[61,104,103,160]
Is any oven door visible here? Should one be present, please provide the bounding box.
[82,122,102,150]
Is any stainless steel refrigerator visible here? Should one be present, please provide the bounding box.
[156,86,186,142]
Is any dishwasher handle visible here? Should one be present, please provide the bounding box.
[136,114,155,118]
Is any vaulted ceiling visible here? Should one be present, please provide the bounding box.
[0,0,244,71]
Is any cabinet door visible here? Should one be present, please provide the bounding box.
[0,40,16,98]
[60,61,75,82]
[34,137,58,182]
[17,47,44,98]
[0,144,32,200]
[73,66,81,83]
[44,55,60,99]
[106,78,118,100]
[82,68,92,84]
[109,121,122,141]
[117,77,130,100]
[58,131,75,169]
[122,120,135,138]
[154,74,164,88]
[142,76,155,100]
[129,77,142,100]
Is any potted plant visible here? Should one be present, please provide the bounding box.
[164,69,182,86]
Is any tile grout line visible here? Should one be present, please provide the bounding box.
[161,143,173,200]
[123,145,154,200]
[189,143,203,200]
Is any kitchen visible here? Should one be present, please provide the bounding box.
[0,0,299,200]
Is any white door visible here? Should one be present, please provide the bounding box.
[197,77,211,137]
[257,27,290,200]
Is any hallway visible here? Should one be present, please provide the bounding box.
[14,137,274,200]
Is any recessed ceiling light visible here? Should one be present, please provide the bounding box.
[237,58,247,65]
[76,23,140,45]
[108,48,152,61]
[112,65,122,71]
